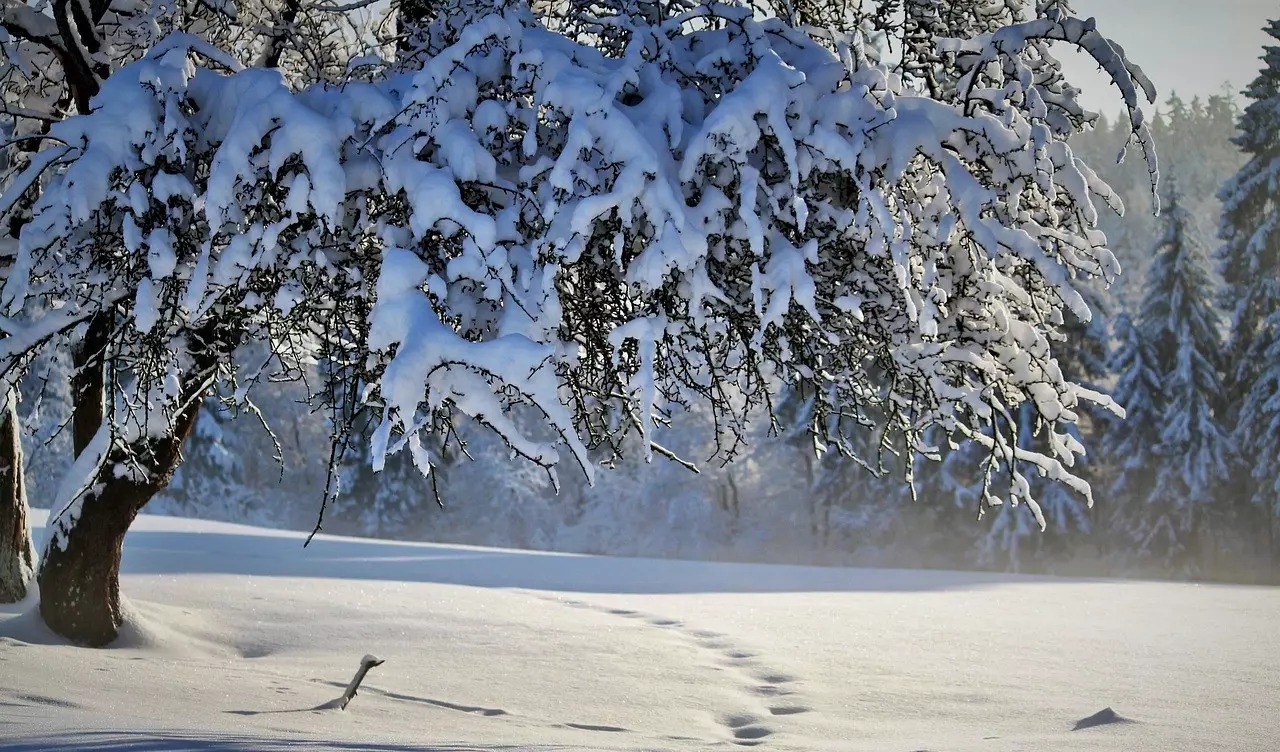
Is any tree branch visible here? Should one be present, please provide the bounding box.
[259,0,302,69]
[0,1,64,50]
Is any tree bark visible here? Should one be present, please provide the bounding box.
[37,399,203,645]
[0,393,35,603]
[36,318,227,646]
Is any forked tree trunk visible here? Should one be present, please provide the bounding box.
[37,404,202,646]
[0,394,35,603]
[36,315,219,646]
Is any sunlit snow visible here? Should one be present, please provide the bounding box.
[3,510,1277,751]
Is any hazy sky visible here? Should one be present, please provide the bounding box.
[1058,0,1275,115]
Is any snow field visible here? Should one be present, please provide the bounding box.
[2,510,1278,751]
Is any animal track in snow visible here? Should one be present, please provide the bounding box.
[538,596,814,748]
[722,713,760,728]
[718,713,776,747]
[15,694,82,709]
[731,724,775,747]
[755,672,795,684]
[698,637,733,650]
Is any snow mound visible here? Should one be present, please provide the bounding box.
[0,605,64,646]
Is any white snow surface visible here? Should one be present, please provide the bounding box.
[2,509,1277,752]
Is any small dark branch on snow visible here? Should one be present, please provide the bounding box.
[320,654,385,711]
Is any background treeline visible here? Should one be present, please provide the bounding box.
[19,57,1280,584]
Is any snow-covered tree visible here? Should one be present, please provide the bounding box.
[1219,19,1280,570]
[1138,185,1232,567]
[1099,302,1160,550]
[0,0,1158,644]
[1219,21,1280,400]
[1234,314,1280,572]
[0,326,72,602]
[0,0,401,643]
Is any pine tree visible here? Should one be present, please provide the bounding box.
[1100,301,1163,559]
[1234,315,1280,577]
[1219,19,1280,573]
[162,398,255,521]
[17,335,74,510]
[1139,185,1233,569]
[1219,21,1280,399]
[333,413,436,540]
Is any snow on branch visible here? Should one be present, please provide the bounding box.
[0,0,1157,526]
[317,654,385,711]
[0,2,64,48]
[940,13,1161,209]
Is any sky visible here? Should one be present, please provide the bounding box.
[1058,0,1276,115]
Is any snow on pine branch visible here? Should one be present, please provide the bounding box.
[0,0,1156,525]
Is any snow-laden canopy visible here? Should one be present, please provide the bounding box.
[0,0,1157,529]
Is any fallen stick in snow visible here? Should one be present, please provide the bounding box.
[319,654,385,711]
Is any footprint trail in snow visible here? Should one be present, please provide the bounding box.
[543,595,812,747]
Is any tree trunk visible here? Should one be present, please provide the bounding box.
[37,405,202,646]
[0,394,35,603]
[37,479,144,644]
[35,316,223,646]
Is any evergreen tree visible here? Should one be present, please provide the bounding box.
[1101,301,1163,558]
[1140,186,1233,569]
[1219,20,1280,401]
[333,412,437,539]
[1219,19,1280,573]
[1234,314,1280,576]
[162,398,256,521]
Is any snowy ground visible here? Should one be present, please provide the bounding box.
[2,511,1277,752]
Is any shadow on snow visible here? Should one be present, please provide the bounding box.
[0,732,555,752]
[95,519,1095,595]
